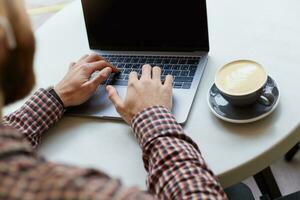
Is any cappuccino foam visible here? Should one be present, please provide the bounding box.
[216,60,267,96]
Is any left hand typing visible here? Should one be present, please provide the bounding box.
[54,54,118,107]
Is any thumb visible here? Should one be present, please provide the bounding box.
[106,85,123,110]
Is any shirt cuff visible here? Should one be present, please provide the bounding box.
[38,88,65,116]
[131,106,187,149]
[47,88,65,109]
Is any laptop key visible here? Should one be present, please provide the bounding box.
[124,69,132,74]
[171,70,180,76]
[182,82,192,89]
[117,63,125,68]
[189,70,197,76]
[174,76,194,82]
[139,58,146,63]
[146,59,154,63]
[163,70,172,75]
[154,58,162,64]
[170,58,179,64]
[116,58,124,62]
[162,58,171,64]
[110,57,117,62]
[118,69,125,74]
[174,82,183,89]
[125,64,133,68]
[150,63,159,67]
[172,65,180,70]
[179,58,188,64]
[131,58,139,63]
[163,64,172,70]
[187,59,200,64]
[132,64,140,69]
[180,70,189,76]
[180,65,189,70]
[189,65,198,70]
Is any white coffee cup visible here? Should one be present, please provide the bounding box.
[215,60,272,106]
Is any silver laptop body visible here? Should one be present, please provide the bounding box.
[67,0,210,124]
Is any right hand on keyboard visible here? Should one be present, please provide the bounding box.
[106,64,173,124]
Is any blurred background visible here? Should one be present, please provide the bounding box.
[26,0,74,30]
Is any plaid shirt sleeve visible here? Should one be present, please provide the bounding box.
[0,125,156,200]
[0,89,227,200]
[2,88,65,149]
[131,105,228,200]
[1,89,156,200]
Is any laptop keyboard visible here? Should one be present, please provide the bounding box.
[98,55,201,89]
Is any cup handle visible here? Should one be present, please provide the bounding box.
[258,93,275,106]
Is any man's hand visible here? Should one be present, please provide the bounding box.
[106,64,173,124]
[54,54,118,107]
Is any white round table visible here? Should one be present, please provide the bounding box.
[5,0,300,190]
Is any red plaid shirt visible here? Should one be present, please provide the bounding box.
[0,88,227,200]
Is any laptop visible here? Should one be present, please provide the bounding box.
[67,0,210,124]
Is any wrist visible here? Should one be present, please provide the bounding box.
[49,86,67,108]
[54,83,78,108]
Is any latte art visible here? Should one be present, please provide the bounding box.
[216,60,267,96]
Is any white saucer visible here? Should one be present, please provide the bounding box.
[208,76,280,124]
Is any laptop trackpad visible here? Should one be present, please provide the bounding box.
[66,86,193,124]
[66,86,125,119]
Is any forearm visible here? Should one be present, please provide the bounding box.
[0,126,156,200]
[132,106,228,200]
[2,88,64,148]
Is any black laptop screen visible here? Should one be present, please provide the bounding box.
[81,0,209,52]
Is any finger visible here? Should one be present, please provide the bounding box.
[164,75,173,88]
[141,64,151,80]
[129,71,138,82]
[87,60,119,74]
[77,54,89,63]
[69,62,76,69]
[85,53,105,63]
[86,67,112,87]
[152,66,162,81]
[106,85,124,110]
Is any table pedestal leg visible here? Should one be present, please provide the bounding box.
[285,143,299,161]
[253,167,282,200]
